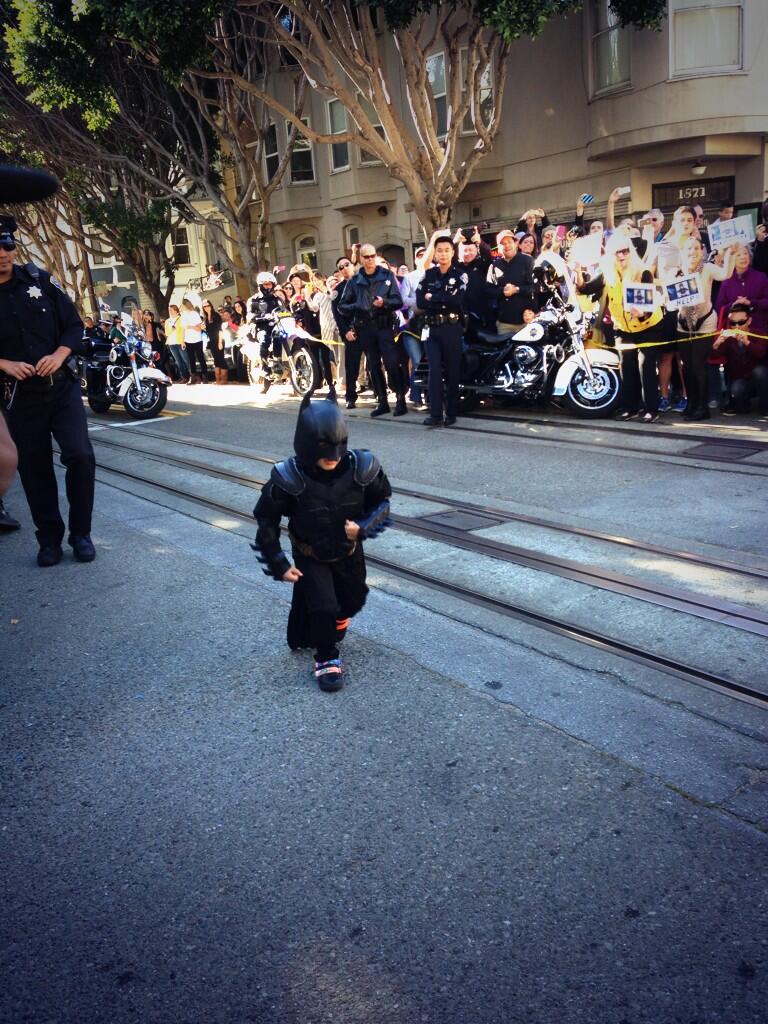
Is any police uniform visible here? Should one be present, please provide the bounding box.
[0,245,95,563]
[415,263,468,425]
[253,396,391,692]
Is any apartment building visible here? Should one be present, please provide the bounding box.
[254,0,767,274]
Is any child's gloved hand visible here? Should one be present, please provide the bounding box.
[282,565,303,583]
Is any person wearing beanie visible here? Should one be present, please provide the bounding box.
[252,394,392,691]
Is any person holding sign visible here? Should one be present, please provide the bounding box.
[674,237,735,420]
[601,234,666,423]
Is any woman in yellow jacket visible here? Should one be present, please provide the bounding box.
[164,303,190,384]
[603,233,666,423]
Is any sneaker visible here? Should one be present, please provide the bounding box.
[314,658,343,692]
[658,397,671,413]
[640,411,660,423]
[673,398,688,413]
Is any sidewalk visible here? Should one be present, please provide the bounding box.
[1,476,766,1024]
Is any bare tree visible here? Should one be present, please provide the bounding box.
[9,195,98,317]
[208,0,511,234]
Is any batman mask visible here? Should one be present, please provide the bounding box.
[293,393,348,467]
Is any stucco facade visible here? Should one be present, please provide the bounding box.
[247,0,767,281]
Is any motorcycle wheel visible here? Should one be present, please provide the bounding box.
[87,397,112,414]
[123,381,168,420]
[290,345,320,397]
[562,365,621,418]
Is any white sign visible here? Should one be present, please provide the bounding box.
[665,273,703,311]
[623,283,657,312]
[568,233,602,268]
[708,214,755,250]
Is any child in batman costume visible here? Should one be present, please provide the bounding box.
[253,394,392,691]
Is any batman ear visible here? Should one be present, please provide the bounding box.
[299,392,312,411]
[325,390,339,405]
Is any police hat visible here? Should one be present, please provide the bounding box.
[0,214,17,246]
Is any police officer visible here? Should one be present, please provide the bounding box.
[337,244,408,417]
[0,215,96,566]
[416,235,467,427]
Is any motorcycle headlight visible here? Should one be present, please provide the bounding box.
[109,347,118,363]
[514,344,539,367]
[140,341,153,360]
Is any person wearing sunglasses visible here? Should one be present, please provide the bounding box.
[712,303,768,417]
[0,214,96,565]
[601,232,666,423]
[337,244,408,417]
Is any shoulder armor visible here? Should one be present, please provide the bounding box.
[350,449,381,486]
[270,457,306,496]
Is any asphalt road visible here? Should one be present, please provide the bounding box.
[1,388,766,1024]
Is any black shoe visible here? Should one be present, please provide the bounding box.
[690,406,710,421]
[422,415,443,427]
[37,543,63,567]
[444,416,457,426]
[370,404,390,418]
[0,498,20,531]
[393,396,408,416]
[345,399,357,409]
[69,535,96,562]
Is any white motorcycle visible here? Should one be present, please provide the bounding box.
[80,315,170,419]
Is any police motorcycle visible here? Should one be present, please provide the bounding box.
[240,304,321,397]
[415,253,622,418]
[77,314,170,419]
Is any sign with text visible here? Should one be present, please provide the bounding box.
[665,274,703,311]
[708,214,755,250]
[623,284,656,312]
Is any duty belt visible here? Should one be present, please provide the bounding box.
[289,529,357,563]
[425,312,464,326]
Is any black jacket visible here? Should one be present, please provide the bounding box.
[485,253,535,324]
[337,265,403,326]
[0,263,85,365]
[415,263,467,315]
[253,450,392,577]
[331,278,353,337]
[461,242,493,324]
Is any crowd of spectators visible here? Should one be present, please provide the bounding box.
[86,192,768,425]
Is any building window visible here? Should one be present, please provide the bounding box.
[460,48,493,134]
[264,124,279,182]
[344,224,360,248]
[172,226,191,265]
[328,100,349,171]
[88,231,112,266]
[426,52,448,137]
[288,119,315,184]
[296,234,318,269]
[356,94,385,165]
[591,0,631,94]
[671,1,743,76]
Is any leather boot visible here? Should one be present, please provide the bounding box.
[393,394,408,416]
